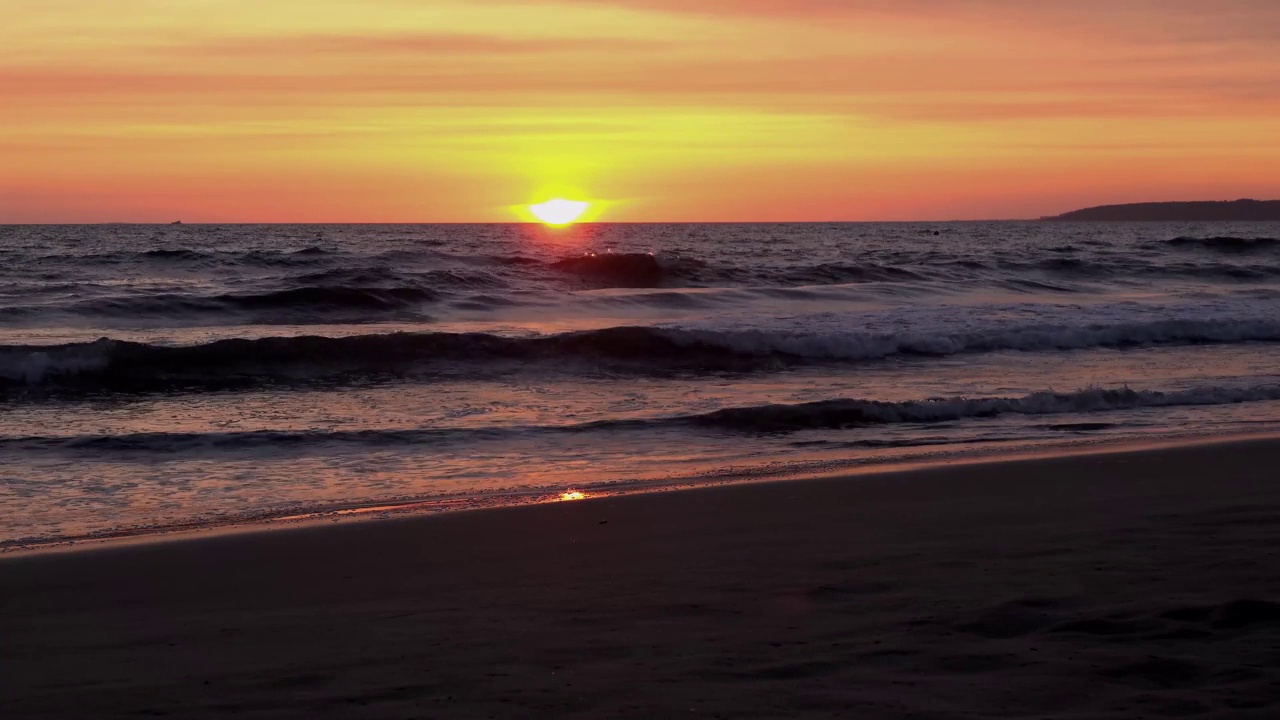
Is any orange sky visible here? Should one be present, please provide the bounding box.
[3,0,1279,222]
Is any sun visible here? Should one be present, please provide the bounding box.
[529,198,589,226]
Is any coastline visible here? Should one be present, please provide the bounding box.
[6,435,1280,717]
[8,429,1279,556]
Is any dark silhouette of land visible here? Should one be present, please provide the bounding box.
[1043,199,1280,221]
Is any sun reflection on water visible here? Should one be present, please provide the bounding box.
[559,490,587,501]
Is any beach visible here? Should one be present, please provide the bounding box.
[6,437,1280,719]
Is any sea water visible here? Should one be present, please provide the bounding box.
[2,222,1279,545]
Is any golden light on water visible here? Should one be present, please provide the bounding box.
[529,199,590,226]
[559,490,587,501]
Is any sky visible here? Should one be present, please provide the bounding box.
[3,0,1279,222]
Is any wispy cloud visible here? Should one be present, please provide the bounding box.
[156,32,673,58]
[2,0,1278,220]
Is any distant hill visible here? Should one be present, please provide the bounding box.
[1042,199,1280,222]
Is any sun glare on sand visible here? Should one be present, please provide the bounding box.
[529,199,589,226]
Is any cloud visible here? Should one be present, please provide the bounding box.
[4,0,1280,220]
[156,32,671,58]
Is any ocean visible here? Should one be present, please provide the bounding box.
[2,222,1279,548]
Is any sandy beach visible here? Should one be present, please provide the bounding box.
[5,438,1280,719]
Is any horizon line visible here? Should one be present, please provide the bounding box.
[8,199,1276,226]
[0,219,1035,226]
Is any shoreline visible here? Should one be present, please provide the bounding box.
[6,434,1280,717]
[6,429,1279,557]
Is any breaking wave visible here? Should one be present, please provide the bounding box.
[4,316,1280,394]
[550,252,675,288]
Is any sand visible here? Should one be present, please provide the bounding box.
[5,438,1280,719]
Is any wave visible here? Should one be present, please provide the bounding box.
[35,245,1278,300]
[11,383,1280,452]
[658,317,1280,360]
[217,286,439,311]
[3,262,504,322]
[142,249,207,261]
[543,251,1277,289]
[770,263,924,285]
[549,252,695,288]
[293,267,504,291]
[685,384,1280,433]
[491,255,543,266]
[49,286,441,320]
[545,252,932,289]
[4,317,1280,394]
[1165,236,1280,252]
[290,268,411,287]
[4,428,480,453]
[997,257,1280,282]
[0,327,729,391]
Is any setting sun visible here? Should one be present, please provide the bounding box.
[529,199,590,226]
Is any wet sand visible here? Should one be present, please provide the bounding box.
[5,439,1280,718]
